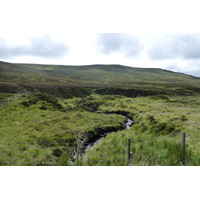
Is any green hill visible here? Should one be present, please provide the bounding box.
[1,60,200,96]
[1,60,200,166]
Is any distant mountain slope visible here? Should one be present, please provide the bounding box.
[1,61,200,95]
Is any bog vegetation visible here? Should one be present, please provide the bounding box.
[1,92,200,166]
[1,61,200,166]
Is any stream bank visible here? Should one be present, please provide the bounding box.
[84,117,133,152]
[69,112,133,165]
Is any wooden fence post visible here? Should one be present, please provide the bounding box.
[127,139,131,165]
[181,133,186,166]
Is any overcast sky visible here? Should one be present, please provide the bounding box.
[1,0,200,77]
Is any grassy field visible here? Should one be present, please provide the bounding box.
[1,92,200,166]
[83,94,200,166]
[1,60,200,166]
[0,93,126,165]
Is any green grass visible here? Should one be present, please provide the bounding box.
[1,92,200,166]
[83,94,200,166]
[0,93,126,165]
[1,60,200,166]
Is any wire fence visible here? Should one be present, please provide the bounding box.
[0,89,33,110]
[0,92,23,109]
[0,132,199,166]
[1,89,200,165]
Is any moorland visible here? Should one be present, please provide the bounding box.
[1,60,200,166]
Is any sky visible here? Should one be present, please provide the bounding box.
[1,0,200,77]
[1,1,200,198]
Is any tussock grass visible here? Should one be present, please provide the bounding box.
[83,94,200,166]
[0,93,126,165]
[1,60,200,165]
[1,91,200,165]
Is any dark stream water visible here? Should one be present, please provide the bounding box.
[84,118,133,152]
[69,117,133,165]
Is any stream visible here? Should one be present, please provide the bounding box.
[84,118,133,152]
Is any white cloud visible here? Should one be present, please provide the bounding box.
[97,33,143,58]
[0,35,68,59]
[1,1,200,76]
[1,32,200,77]
[147,34,200,60]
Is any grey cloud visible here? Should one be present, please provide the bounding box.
[97,33,143,58]
[164,57,200,77]
[0,35,68,59]
[168,65,200,77]
[148,34,200,60]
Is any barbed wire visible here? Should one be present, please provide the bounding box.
[0,150,193,166]
[86,157,126,164]
[0,91,33,110]
[0,141,77,145]
[0,162,63,166]
[188,143,200,149]
[83,150,183,166]
[1,132,198,146]
[0,135,199,147]
[0,145,77,150]
[187,137,200,141]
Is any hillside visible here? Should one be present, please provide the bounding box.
[1,60,200,166]
[1,60,200,96]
